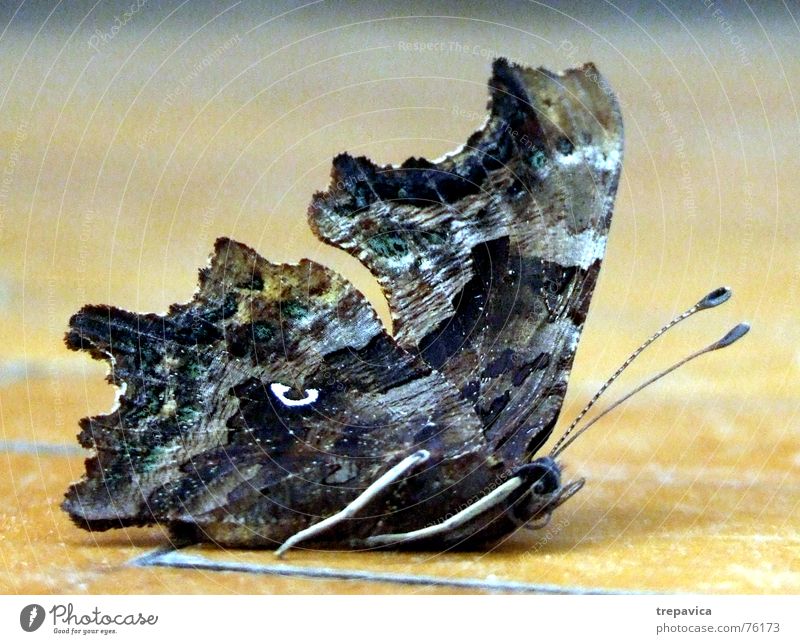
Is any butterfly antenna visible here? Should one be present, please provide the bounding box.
[550,322,749,458]
[548,287,733,457]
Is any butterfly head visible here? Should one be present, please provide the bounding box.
[504,456,569,524]
[519,457,562,496]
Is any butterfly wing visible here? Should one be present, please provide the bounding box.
[64,59,623,548]
[63,238,484,545]
[309,58,623,468]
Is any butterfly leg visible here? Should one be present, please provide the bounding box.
[523,512,553,531]
[551,478,585,509]
[275,449,431,557]
[363,475,526,547]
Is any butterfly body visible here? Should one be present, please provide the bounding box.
[63,58,623,550]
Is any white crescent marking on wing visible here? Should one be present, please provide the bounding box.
[269,382,319,407]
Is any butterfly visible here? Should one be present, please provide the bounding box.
[62,58,745,554]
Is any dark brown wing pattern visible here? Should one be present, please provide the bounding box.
[64,59,622,549]
[310,59,623,468]
[64,238,484,545]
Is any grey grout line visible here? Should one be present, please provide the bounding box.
[0,439,85,456]
[130,548,652,595]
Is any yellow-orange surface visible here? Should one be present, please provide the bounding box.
[0,4,798,594]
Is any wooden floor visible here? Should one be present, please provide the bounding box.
[1,3,798,594]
